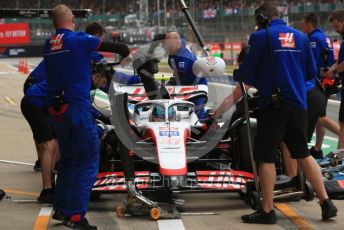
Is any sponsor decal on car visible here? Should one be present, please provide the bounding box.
[159,131,179,136]
[159,126,179,131]
[196,171,253,189]
[93,171,150,191]
[126,86,203,102]
[159,138,181,145]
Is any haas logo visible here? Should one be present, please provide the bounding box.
[279,33,295,48]
[206,56,217,66]
[50,34,64,51]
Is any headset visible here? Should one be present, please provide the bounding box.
[255,8,269,29]
[91,61,119,109]
[92,61,117,85]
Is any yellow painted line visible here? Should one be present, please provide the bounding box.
[33,216,50,230]
[275,203,313,230]
[3,96,17,106]
[4,188,39,197]
[33,207,53,230]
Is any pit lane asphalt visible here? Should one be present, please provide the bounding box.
[0,58,343,230]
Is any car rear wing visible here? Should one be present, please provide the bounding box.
[113,82,208,103]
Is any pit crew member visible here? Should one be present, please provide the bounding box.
[325,10,344,149]
[21,61,59,204]
[44,5,130,229]
[301,13,339,159]
[233,2,337,224]
[165,32,208,119]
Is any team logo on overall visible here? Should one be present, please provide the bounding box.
[310,42,317,48]
[178,62,185,68]
[278,33,295,48]
[50,34,64,51]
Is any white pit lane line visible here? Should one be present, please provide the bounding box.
[7,64,19,71]
[0,159,34,166]
[38,206,53,216]
[157,219,186,230]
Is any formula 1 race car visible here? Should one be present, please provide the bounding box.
[89,0,310,219]
[90,62,258,220]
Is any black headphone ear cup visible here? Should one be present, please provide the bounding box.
[256,12,268,27]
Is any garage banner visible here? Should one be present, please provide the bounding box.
[0,23,30,45]
[0,45,43,58]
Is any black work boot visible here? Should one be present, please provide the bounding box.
[310,147,323,159]
[33,160,41,171]
[52,210,66,222]
[37,188,54,204]
[241,209,277,224]
[321,199,337,220]
[63,215,97,230]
